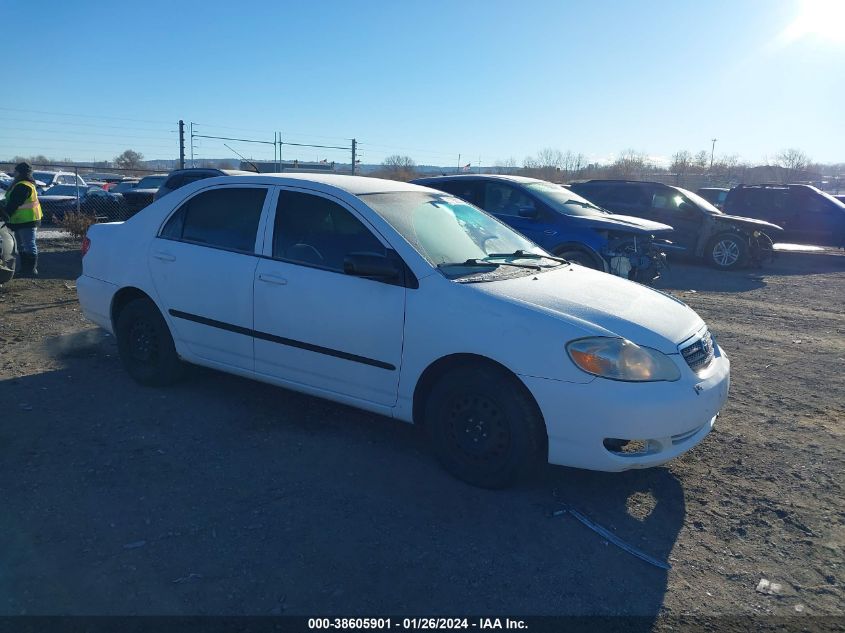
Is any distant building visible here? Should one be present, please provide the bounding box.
[240,160,336,173]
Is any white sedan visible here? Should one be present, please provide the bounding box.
[77,174,730,488]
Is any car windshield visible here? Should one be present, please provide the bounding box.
[523,181,609,216]
[676,186,723,214]
[136,176,166,189]
[360,191,558,280]
[41,185,84,196]
[812,187,845,209]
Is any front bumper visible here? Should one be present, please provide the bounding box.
[520,345,730,471]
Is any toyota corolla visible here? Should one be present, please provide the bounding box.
[76,174,730,488]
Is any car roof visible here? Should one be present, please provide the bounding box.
[414,174,545,185]
[199,173,433,195]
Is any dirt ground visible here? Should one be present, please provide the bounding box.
[0,239,843,627]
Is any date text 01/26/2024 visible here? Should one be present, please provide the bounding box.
[308,618,528,630]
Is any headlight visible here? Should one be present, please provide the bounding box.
[566,337,681,382]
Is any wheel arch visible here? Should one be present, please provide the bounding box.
[551,242,607,271]
[411,353,547,438]
[110,286,157,330]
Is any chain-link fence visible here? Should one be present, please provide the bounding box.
[0,162,168,225]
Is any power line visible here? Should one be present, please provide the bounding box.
[0,107,173,125]
[0,126,176,141]
[193,121,352,143]
[0,117,175,133]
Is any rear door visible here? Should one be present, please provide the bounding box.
[252,188,405,407]
[148,185,271,371]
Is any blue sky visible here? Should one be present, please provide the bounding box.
[2,0,843,166]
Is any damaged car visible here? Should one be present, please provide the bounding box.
[569,180,782,270]
[77,174,730,488]
[412,175,675,284]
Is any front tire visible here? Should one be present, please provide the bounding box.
[424,364,546,489]
[116,298,183,386]
[556,248,602,270]
[707,233,746,270]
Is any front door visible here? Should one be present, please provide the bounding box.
[253,188,405,407]
[481,181,556,247]
[148,185,270,370]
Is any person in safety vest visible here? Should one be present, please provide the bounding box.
[1,162,43,277]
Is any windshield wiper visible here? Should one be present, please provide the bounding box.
[485,250,569,264]
[438,258,542,271]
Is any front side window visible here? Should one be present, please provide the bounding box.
[160,187,267,253]
[273,191,386,271]
[483,183,536,217]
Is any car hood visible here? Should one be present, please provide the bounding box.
[472,265,703,353]
[712,213,783,232]
[569,213,674,235]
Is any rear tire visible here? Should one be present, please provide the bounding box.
[116,298,183,386]
[707,233,746,270]
[424,364,546,489]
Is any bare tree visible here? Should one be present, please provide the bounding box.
[610,149,651,179]
[493,157,519,175]
[693,150,709,170]
[380,154,417,181]
[670,150,693,176]
[776,148,810,183]
[114,149,145,170]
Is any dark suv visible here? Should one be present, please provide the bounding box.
[723,184,845,247]
[153,168,253,201]
[569,180,782,270]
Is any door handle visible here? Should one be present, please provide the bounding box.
[153,252,176,262]
[258,273,288,285]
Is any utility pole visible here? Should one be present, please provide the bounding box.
[277,132,282,171]
[710,138,717,170]
[190,122,195,168]
[351,139,357,175]
[178,120,185,169]
[457,154,461,174]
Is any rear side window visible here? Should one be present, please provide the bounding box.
[428,180,483,206]
[160,187,267,253]
[273,190,386,272]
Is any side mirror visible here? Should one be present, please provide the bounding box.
[344,252,401,281]
[517,205,539,219]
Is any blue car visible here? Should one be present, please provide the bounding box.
[412,175,676,284]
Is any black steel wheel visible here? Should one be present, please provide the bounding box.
[116,297,183,386]
[424,364,546,488]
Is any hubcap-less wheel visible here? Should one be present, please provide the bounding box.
[712,239,740,267]
[128,319,158,363]
[447,394,511,465]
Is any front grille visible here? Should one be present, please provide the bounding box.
[680,329,714,372]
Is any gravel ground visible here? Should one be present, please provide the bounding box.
[0,240,843,627]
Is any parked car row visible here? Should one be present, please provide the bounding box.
[77,173,731,488]
[569,180,784,269]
